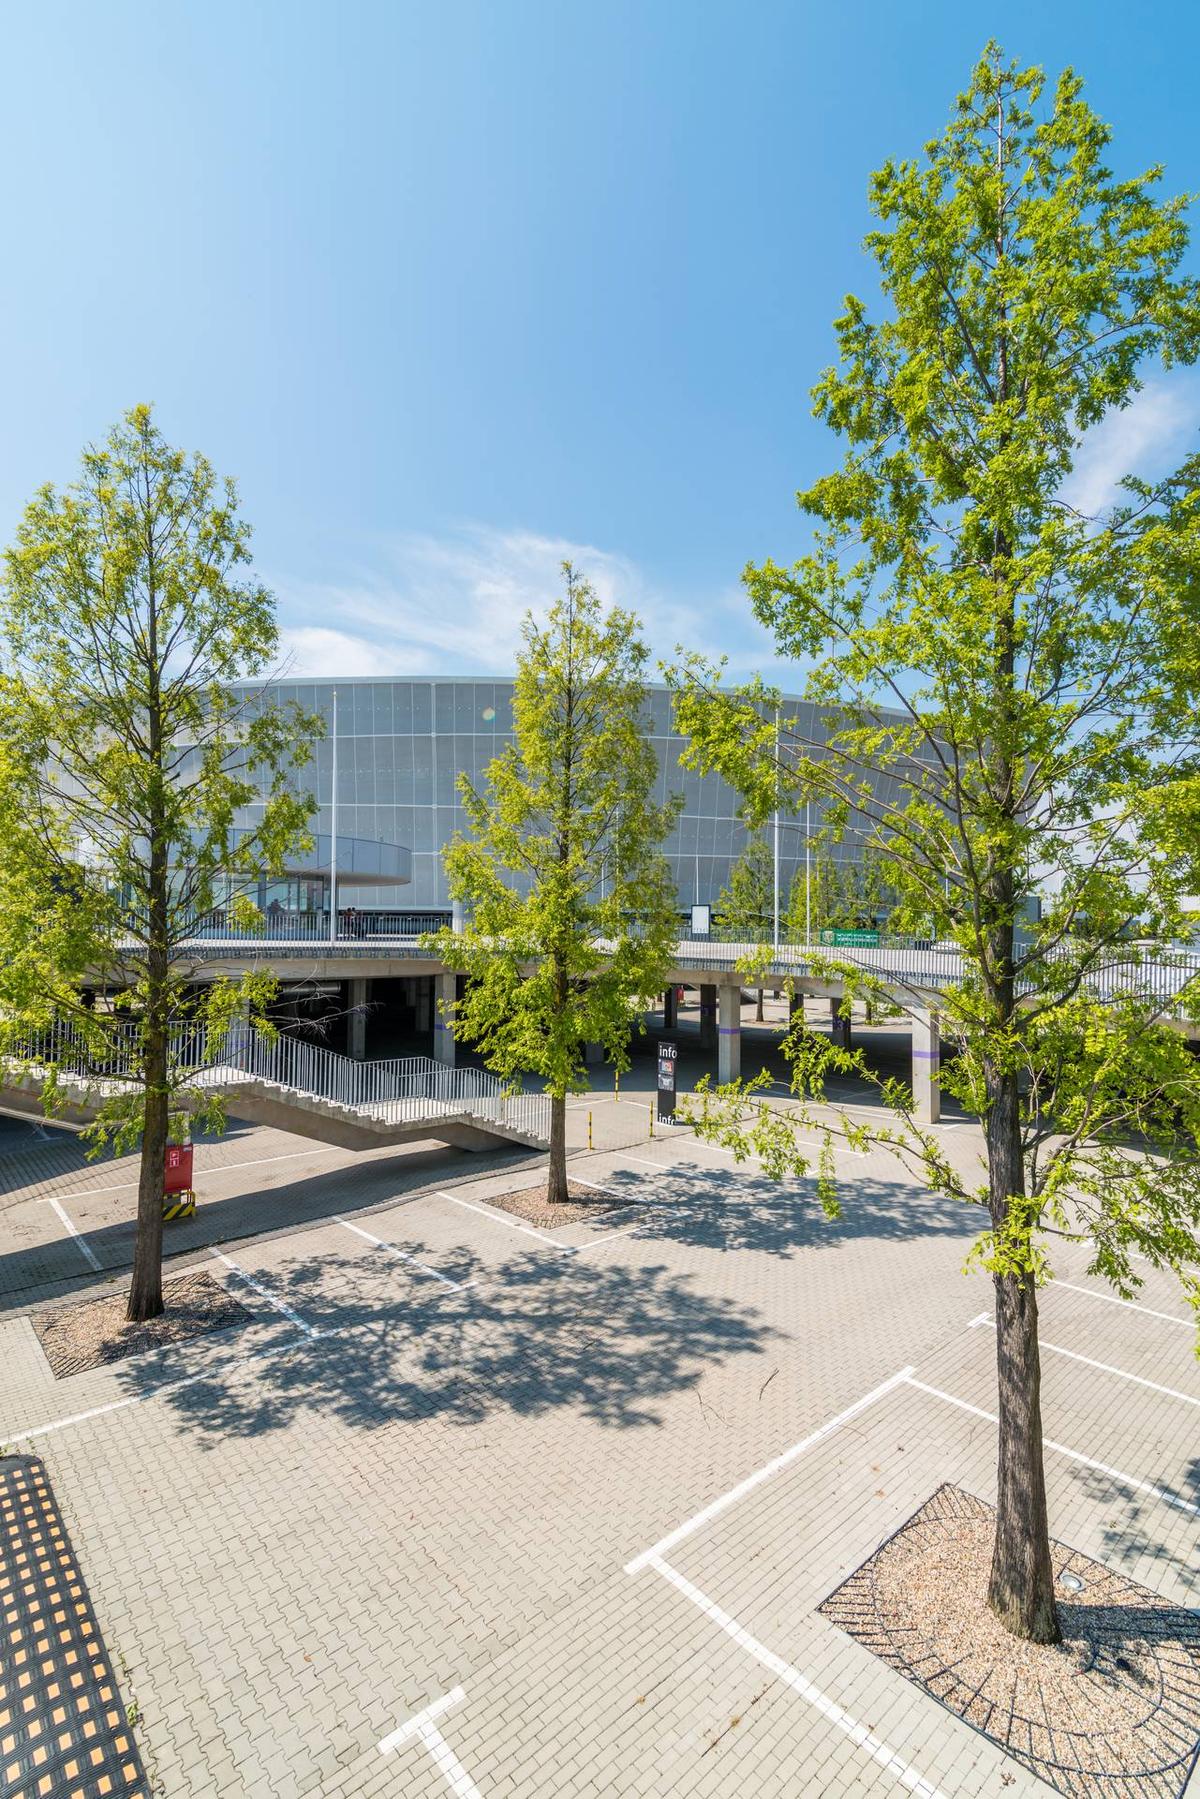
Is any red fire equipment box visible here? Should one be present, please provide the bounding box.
[163,1142,195,1219]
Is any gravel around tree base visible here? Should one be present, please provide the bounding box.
[483,1182,629,1228]
[34,1270,255,1378]
[820,1484,1200,1798]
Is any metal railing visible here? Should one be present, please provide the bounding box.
[3,1021,550,1144]
[176,909,452,942]
[664,935,1200,1016]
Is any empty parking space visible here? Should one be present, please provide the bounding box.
[0,1119,1195,1798]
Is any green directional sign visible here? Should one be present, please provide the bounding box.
[819,928,881,947]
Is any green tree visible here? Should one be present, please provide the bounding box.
[786,841,894,939]
[430,564,681,1202]
[716,834,775,1017]
[674,47,1200,1643]
[0,406,320,1321]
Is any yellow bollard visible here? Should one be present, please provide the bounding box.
[588,1110,593,1150]
[614,1067,620,1100]
[649,1104,654,1140]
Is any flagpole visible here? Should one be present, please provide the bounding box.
[329,687,338,945]
[772,705,780,949]
[805,800,812,942]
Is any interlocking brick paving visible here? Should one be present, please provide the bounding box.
[820,1484,1200,1799]
[1,1116,1196,1797]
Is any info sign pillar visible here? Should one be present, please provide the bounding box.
[657,1038,678,1125]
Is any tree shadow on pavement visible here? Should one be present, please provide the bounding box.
[115,1243,779,1448]
[583,1160,985,1259]
[1086,1458,1200,1598]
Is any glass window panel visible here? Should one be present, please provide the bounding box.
[412,683,432,735]
[434,684,454,733]
[412,739,433,802]
[394,683,413,734]
[354,738,375,803]
[434,742,456,804]
[495,685,515,732]
[391,741,413,806]
[475,683,497,730]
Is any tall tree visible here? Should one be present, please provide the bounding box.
[674,47,1200,1643]
[430,564,681,1202]
[0,406,319,1321]
[785,841,894,940]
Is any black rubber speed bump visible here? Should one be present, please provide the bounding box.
[0,1455,149,1799]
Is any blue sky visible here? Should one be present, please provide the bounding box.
[1,0,1197,684]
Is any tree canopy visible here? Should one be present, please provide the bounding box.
[673,44,1200,1642]
[0,405,320,1317]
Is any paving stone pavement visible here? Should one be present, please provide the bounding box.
[0,1115,1197,1798]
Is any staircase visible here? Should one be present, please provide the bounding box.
[0,1025,550,1153]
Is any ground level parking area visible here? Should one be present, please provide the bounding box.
[0,1100,1197,1799]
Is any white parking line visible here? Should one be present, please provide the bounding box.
[378,1687,483,1798]
[626,1366,916,1573]
[569,1207,696,1258]
[1052,1280,1193,1330]
[976,1319,1200,1407]
[647,1555,947,1799]
[9,1329,310,1444]
[45,1197,101,1271]
[335,1217,461,1288]
[439,1189,567,1246]
[569,1175,683,1214]
[210,1249,321,1338]
[45,1144,348,1201]
[904,1375,1200,1517]
[10,1237,479,1446]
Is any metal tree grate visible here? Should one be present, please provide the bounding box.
[820,1484,1200,1799]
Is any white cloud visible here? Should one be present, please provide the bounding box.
[272,524,761,680]
[1062,375,1200,517]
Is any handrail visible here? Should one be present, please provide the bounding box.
[3,1022,551,1145]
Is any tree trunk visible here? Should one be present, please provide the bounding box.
[128,1019,167,1321]
[988,1267,1059,1640]
[756,987,764,1022]
[548,1091,569,1203]
[984,1067,1060,1642]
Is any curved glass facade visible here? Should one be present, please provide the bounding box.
[234,676,849,915]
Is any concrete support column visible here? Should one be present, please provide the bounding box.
[912,1006,941,1123]
[663,986,678,1030]
[433,972,457,1067]
[830,997,852,1052]
[699,984,717,1051]
[718,983,741,1083]
[348,978,368,1061]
